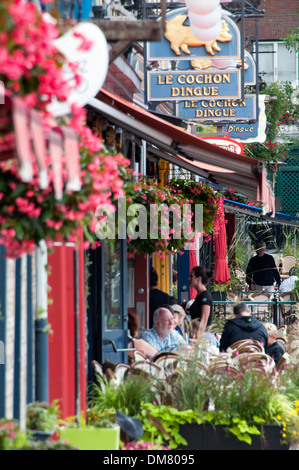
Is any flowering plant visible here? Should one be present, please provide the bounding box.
[0,134,129,258]
[119,177,192,258]
[244,140,289,170]
[0,419,28,450]
[123,441,170,450]
[86,408,117,428]
[167,178,225,239]
[26,400,60,432]
[243,82,299,174]
[0,0,78,110]
[0,0,130,258]
[223,188,262,208]
[277,400,299,446]
[107,176,223,258]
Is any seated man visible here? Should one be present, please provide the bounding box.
[278,267,298,294]
[140,307,187,353]
[219,302,268,352]
[264,322,284,364]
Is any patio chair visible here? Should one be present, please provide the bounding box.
[114,363,130,383]
[102,360,117,381]
[92,360,103,378]
[275,353,290,373]
[279,255,297,280]
[238,353,275,374]
[92,360,107,393]
[234,267,248,290]
[228,339,265,356]
[277,325,287,337]
[276,337,287,352]
[127,360,164,379]
[133,350,147,362]
[248,292,272,320]
[279,292,296,322]
[207,360,239,376]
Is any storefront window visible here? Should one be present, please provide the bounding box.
[104,241,122,329]
[253,42,298,85]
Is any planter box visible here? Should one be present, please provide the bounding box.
[30,430,55,442]
[60,426,120,450]
[179,423,289,450]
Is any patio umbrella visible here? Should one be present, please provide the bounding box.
[214,222,231,284]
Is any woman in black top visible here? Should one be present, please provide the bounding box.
[188,266,214,332]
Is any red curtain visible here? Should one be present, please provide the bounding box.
[189,249,198,299]
[214,222,231,284]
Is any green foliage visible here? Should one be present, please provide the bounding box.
[154,352,298,446]
[244,82,299,175]
[138,403,201,449]
[88,373,159,417]
[116,411,144,441]
[284,26,299,53]
[26,401,60,432]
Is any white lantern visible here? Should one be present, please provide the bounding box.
[47,22,109,117]
[211,59,236,69]
[188,6,222,29]
[185,0,220,15]
[190,21,222,43]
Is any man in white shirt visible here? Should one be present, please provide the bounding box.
[278,267,298,294]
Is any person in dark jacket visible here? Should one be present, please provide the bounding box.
[149,267,171,328]
[246,239,281,293]
[264,322,284,364]
[219,302,268,352]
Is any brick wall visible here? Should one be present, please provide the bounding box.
[245,0,299,40]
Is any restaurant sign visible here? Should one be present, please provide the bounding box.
[176,95,256,121]
[147,8,240,61]
[147,70,241,102]
[146,7,258,122]
[200,136,244,154]
[145,7,265,141]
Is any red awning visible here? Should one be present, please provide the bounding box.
[89,89,270,206]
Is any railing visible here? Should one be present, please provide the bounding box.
[213,299,297,327]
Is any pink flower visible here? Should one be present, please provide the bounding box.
[73,31,94,51]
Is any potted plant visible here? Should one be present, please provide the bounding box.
[26,401,60,441]
[59,410,121,450]
[0,419,28,450]
[137,344,299,450]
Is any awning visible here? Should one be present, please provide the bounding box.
[88,89,270,205]
[224,199,299,228]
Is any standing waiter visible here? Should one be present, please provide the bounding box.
[246,239,281,293]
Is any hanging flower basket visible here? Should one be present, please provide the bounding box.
[167,178,225,240]
[0,0,130,258]
[99,177,224,258]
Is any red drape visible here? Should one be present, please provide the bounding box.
[214,200,231,284]
[189,249,198,299]
[214,223,231,284]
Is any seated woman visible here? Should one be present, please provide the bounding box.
[189,318,219,350]
[128,310,158,361]
[170,304,190,341]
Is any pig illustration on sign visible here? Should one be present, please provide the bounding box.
[164,15,233,56]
